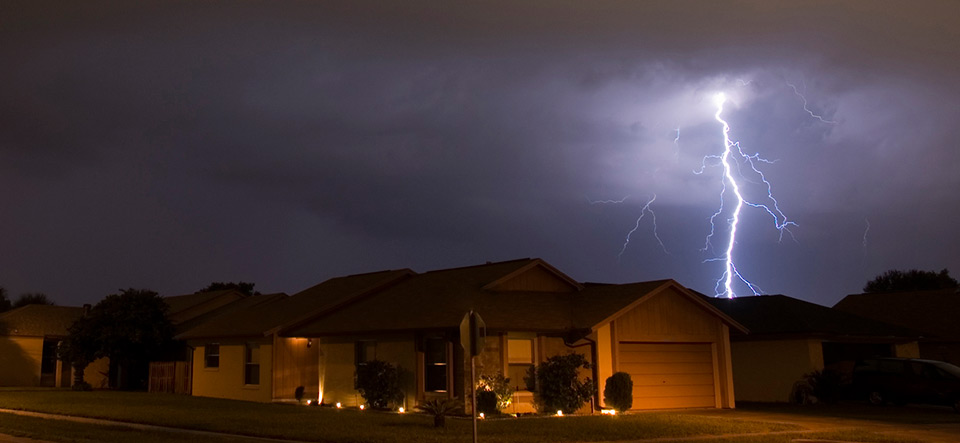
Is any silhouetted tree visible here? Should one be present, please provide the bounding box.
[195,281,259,296]
[61,288,174,390]
[863,268,959,293]
[58,312,98,390]
[12,292,55,308]
[0,287,11,313]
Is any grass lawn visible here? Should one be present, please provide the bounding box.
[0,389,805,443]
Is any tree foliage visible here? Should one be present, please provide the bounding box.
[863,268,958,293]
[0,287,10,313]
[195,282,260,296]
[355,359,404,409]
[60,288,174,390]
[13,292,55,308]
[524,353,594,414]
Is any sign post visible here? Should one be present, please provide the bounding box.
[460,311,485,443]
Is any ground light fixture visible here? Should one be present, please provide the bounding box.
[478,412,485,419]
[398,407,405,414]
[359,404,365,410]
[335,402,342,408]
[556,410,563,417]
[601,409,617,415]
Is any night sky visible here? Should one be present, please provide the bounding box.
[2,1,958,307]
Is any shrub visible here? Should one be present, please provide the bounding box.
[791,369,843,405]
[603,372,633,412]
[294,386,305,404]
[526,353,594,414]
[71,381,92,391]
[355,360,404,409]
[476,373,514,414]
[418,399,460,427]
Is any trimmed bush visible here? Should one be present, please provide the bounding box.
[355,359,404,409]
[603,372,633,412]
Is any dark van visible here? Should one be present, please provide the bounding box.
[852,358,960,412]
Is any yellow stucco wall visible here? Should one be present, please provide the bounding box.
[318,334,416,409]
[0,336,42,386]
[191,339,272,403]
[730,339,822,402]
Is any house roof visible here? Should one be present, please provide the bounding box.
[833,289,960,340]
[0,305,84,337]
[176,269,413,340]
[281,259,745,337]
[706,294,919,340]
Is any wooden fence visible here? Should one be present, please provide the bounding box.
[148,361,191,394]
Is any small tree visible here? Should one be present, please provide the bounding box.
[525,353,594,414]
[603,372,633,412]
[355,359,404,409]
[0,287,11,313]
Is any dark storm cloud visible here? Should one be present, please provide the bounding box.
[1,1,958,305]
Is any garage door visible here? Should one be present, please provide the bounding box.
[618,342,716,409]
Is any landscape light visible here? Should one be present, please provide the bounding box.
[335,402,342,409]
[601,409,616,415]
[556,410,563,417]
[479,412,485,419]
[398,407,405,414]
[306,400,312,405]
[359,404,365,410]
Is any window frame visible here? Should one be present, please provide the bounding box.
[204,343,220,369]
[423,337,449,393]
[244,342,260,385]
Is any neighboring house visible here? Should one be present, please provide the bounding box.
[0,305,109,388]
[706,294,920,402]
[834,288,960,366]
[185,258,745,413]
[146,289,254,393]
[176,270,412,403]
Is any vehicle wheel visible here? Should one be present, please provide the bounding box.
[868,390,886,406]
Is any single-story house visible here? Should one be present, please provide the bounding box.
[184,258,746,413]
[706,294,920,402]
[834,288,960,365]
[0,305,109,388]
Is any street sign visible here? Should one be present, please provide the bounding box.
[459,311,486,357]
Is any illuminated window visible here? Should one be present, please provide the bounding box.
[508,338,534,390]
[424,338,448,392]
[204,343,220,368]
[244,343,260,385]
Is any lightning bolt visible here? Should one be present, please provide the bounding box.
[701,92,797,298]
[588,196,630,205]
[862,218,871,249]
[618,194,668,259]
[786,81,836,125]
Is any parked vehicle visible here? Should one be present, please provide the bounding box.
[851,358,960,412]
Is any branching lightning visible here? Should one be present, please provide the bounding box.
[618,194,668,259]
[787,81,836,125]
[699,92,797,298]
